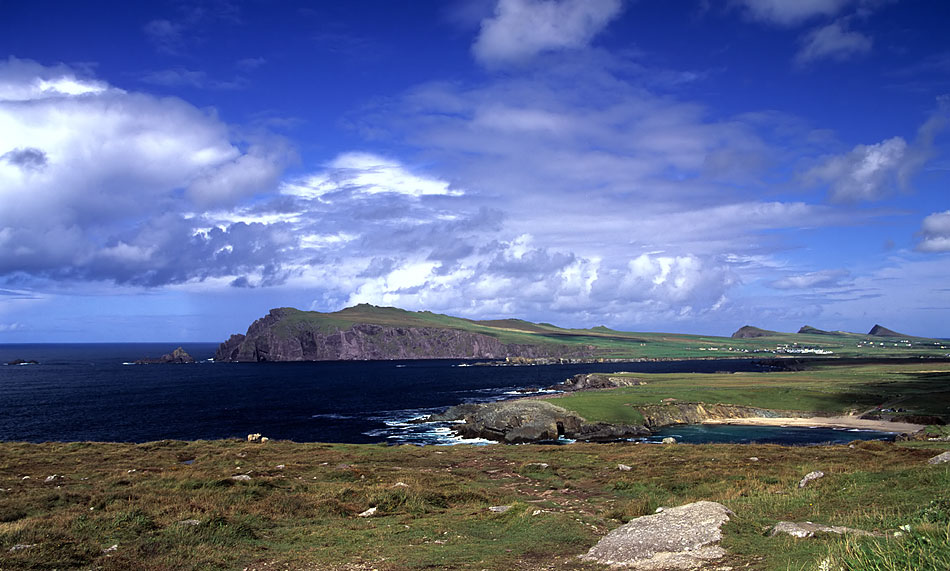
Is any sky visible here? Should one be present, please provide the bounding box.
[1,0,949,342]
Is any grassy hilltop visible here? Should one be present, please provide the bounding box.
[225,304,950,360]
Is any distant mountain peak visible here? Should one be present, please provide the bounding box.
[731,325,779,339]
[868,324,904,337]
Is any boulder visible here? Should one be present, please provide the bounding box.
[770,521,875,538]
[581,501,732,569]
[662,437,677,445]
[798,471,825,488]
[928,451,950,465]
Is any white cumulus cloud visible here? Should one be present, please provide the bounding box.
[0,57,292,282]
[805,136,909,202]
[472,0,623,66]
[916,211,950,253]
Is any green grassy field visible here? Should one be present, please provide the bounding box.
[1,438,949,570]
[546,361,950,424]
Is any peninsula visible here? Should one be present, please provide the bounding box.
[215,304,950,362]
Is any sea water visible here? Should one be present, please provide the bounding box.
[0,344,894,445]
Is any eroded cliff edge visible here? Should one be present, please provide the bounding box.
[215,307,589,362]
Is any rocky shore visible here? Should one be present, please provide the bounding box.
[431,369,928,444]
[428,400,649,444]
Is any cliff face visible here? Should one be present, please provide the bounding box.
[633,402,813,428]
[215,308,585,362]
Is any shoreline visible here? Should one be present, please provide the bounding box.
[702,415,924,433]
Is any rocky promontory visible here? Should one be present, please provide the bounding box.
[215,307,591,362]
[429,400,649,444]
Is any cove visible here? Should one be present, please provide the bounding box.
[648,423,896,445]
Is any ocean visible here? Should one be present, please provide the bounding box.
[0,344,895,445]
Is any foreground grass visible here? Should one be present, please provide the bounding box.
[548,361,950,422]
[1,438,948,570]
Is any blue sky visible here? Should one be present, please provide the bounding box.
[1,0,949,342]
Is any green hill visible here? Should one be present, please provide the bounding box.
[215,305,950,361]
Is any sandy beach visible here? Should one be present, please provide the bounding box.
[703,415,924,434]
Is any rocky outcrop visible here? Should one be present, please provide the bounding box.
[215,308,589,362]
[135,347,195,364]
[548,372,646,392]
[634,402,812,429]
[581,501,732,569]
[5,359,39,365]
[731,325,779,339]
[431,400,648,444]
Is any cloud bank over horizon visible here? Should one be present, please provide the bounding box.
[1,1,948,341]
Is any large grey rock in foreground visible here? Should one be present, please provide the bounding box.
[928,451,950,465]
[581,501,732,569]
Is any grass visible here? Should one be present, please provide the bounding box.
[546,361,950,422]
[1,438,949,570]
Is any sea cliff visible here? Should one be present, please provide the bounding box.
[215,307,589,362]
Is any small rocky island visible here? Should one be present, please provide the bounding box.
[134,347,195,364]
[5,358,39,365]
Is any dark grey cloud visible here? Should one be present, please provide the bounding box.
[1,147,47,170]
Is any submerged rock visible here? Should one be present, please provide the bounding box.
[581,501,733,569]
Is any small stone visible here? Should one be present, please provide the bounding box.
[526,462,549,469]
[9,544,36,552]
[617,464,632,471]
[662,437,677,445]
[747,457,759,462]
[392,481,409,488]
[489,505,512,513]
[177,519,201,526]
[45,474,61,482]
[231,474,252,481]
[103,544,118,554]
[127,469,136,474]
[798,470,825,488]
[20,476,30,480]
[358,506,377,517]
[247,433,262,442]
[260,437,269,443]
[532,509,543,516]
[276,464,285,469]
[928,451,950,465]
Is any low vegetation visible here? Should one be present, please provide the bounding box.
[0,437,947,570]
[547,361,950,423]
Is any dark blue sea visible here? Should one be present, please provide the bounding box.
[0,344,895,445]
